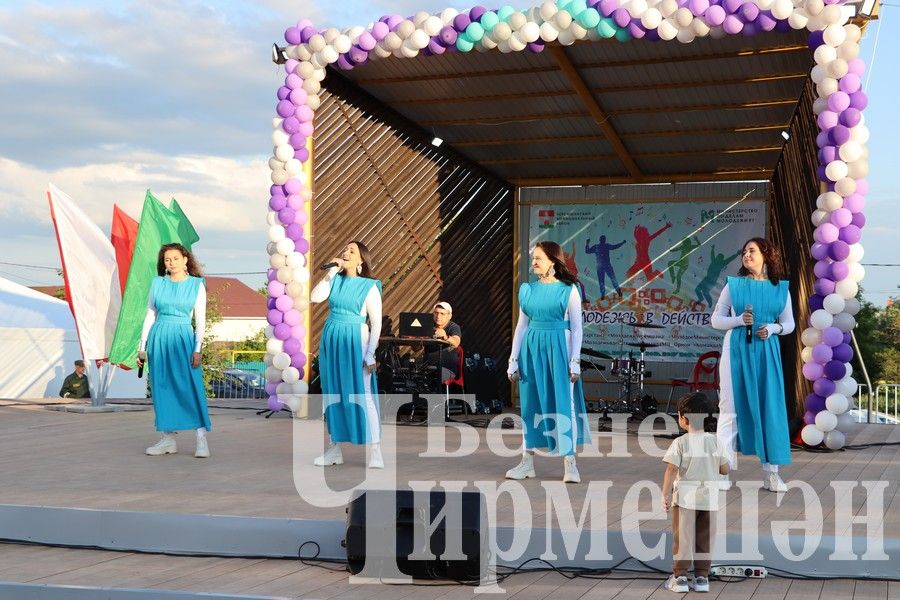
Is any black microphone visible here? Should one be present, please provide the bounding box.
[745,304,753,344]
[319,261,339,270]
[138,363,144,378]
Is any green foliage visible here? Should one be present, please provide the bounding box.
[852,292,900,384]
[200,283,229,392]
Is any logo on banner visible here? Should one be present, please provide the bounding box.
[538,209,555,229]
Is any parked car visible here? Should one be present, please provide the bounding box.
[208,368,267,399]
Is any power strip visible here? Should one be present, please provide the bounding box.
[711,566,768,578]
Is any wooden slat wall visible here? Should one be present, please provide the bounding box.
[769,78,820,420]
[311,71,515,374]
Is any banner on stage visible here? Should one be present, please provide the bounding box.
[526,200,766,360]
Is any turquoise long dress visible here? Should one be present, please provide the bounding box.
[319,274,382,445]
[726,276,790,465]
[516,281,590,456]
[147,276,210,432]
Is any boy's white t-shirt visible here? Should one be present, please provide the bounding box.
[663,431,728,511]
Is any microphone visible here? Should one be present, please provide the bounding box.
[319,261,340,270]
[138,364,144,378]
[745,304,753,344]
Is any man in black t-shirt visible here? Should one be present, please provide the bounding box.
[426,301,462,379]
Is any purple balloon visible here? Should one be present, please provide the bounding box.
[843,193,865,213]
[815,278,836,296]
[723,14,743,33]
[808,30,824,49]
[723,0,743,13]
[613,8,631,27]
[816,165,828,182]
[816,131,830,148]
[705,4,726,24]
[849,91,868,110]
[274,323,292,340]
[370,22,389,41]
[385,15,403,28]
[469,5,487,20]
[831,125,852,146]
[839,107,861,128]
[822,326,844,347]
[290,354,307,370]
[296,238,310,253]
[832,343,854,363]
[816,223,839,244]
[267,309,284,326]
[527,40,546,52]
[803,410,817,425]
[278,207,296,225]
[839,73,862,94]
[808,293,825,312]
[285,58,298,74]
[285,74,302,90]
[284,309,302,327]
[267,280,285,296]
[289,134,307,151]
[439,26,457,45]
[453,13,471,30]
[742,22,758,36]
[284,26,303,44]
[814,260,831,279]
[269,195,287,211]
[285,223,303,241]
[299,26,317,43]
[818,111,839,130]
[810,242,830,261]
[267,268,277,282]
[275,294,293,313]
[265,382,277,395]
[803,361,824,381]
[851,212,866,228]
[288,89,307,108]
[847,58,865,76]
[294,146,310,162]
[830,209,853,229]
[599,0,618,16]
[824,360,846,380]
[298,120,314,137]
[839,225,862,244]
[739,2,759,21]
[645,28,661,41]
[828,91,851,113]
[357,33,376,52]
[805,393,827,413]
[774,19,792,33]
[828,239,850,261]
[627,22,646,37]
[267,297,276,310]
[276,100,295,118]
[291,324,306,339]
[283,178,301,195]
[812,343,833,364]
[830,261,849,282]
[268,396,284,411]
[813,377,836,397]
[843,332,852,344]
[689,0,710,15]
[277,86,291,101]
[855,179,869,194]
[282,116,300,134]
[820,146,838,164]
[283,337,301,355]
[428,39,446,54]
[757,11,777,31]
[335,55,353,71]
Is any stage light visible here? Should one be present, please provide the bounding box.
[431,137,443,147]
[272,44,288,65]
[781,130,790,141]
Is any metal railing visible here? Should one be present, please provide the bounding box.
[206,353,268,400]
[855,383,900,424]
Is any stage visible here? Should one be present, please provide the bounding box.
[1,400,898,598]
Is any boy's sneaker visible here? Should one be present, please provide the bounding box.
[693,575,710,592]
[665,574,690,593]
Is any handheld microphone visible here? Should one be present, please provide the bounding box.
[138,363,144,378]
[319,261,339,270]
[745,304,753,344]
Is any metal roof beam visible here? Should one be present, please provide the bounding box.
[511,169,773,186]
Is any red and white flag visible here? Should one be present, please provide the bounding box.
[47,183,122,360]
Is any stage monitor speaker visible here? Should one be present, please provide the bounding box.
[344,488,487,581]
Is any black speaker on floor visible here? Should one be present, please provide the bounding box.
[344,489,487,581]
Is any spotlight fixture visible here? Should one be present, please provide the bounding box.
[780,131,790,141]
[272,43,288,65]
[431,137,443,147]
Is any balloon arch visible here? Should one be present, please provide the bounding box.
[264,0,869,450]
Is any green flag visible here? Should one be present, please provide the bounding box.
[108,190,200,367]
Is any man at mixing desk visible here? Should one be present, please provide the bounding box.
[425,301,462,380]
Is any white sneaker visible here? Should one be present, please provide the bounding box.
[313,444,344,466]
[505,454,535,480]
[693,575,710,592]
[563,455,581,484]
[146,435,177,456]
[764,472,787,492]
[719,473,732,491]
[195,436,210,458]
[368,444,384,469]
[665,574,690,593]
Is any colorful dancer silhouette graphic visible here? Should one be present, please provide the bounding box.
[626,222,672,282]
[585,235,625,298]
[666,235,701,295]
[694,245,741,308]
[563,241,588,303]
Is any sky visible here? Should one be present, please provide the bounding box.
[0,0,896,305]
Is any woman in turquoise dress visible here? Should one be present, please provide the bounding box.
[137,243,211,458]
[711,238,795,492]
[506,241,590,483]
[309,240,383,468]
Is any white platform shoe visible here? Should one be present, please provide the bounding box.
[146,434,177,456]
[314,443,344,466]
[505,454,536,480]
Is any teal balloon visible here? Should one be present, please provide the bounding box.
[577,7,601,27]
[597,18,617,38]
[456,37,474,51]
[557,0,573,11]
[465,22,485,41]
[569,0,589,15]
[480,11,499,30]
[614,27,632,41]
[497,5,515,20]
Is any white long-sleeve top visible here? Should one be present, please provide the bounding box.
[508,284,583,375]
[138,280,206,353]
[710,282,795,337]
[310,267,382,366]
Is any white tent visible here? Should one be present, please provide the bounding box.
[0,277,143,400]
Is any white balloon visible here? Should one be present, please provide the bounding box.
[373,45,391,59]
[286,252,306,268]
[265,325,274,339]
[812,97,828,114]
[660,0,679,17]
[557,28,575,45]
[275,382,292,396]
[628,0,649,17]
[835,279,858,300]
[834,177,856,197]
[844,362,853,378]
[268,225,286,242]
[569,22,588,40]
[814,45,837,65]
[284,158,301,176]
[811,209,829,226]
[287,281,306,298]
[292,45,310,61]
[848,243,864,262]
[823,293,846,315]
[275,144,294,162]
[810,309,834,330]
[440,8,459,23]
[844,23,862,43]
[272,352,291,371]
[658,19,678,40]
[333,34,351,53]
[801,424,824,446]
[824,430,846,450]
[423,16,443,36]
[308,34,326,52]
[771,0,794,19]
[509,12,527,29]
[818,191,843,211]
[801,346,814,363]
[271,169,288,185]
[836,376,858,397]
[832,312,856,332]
[270,253,286,269]
[826,58,849,79]
[676,28,696,43]
[520,22,541,43]
[302,77,321,94]
[821,6,845,28]
[268,157,284,171]
[508,34,526,51]
[825,160,849,181]
[847,159,868,179]
[282,366,300,384]
[836,412,855,431]
[266,211,279,226]
[272,128,290,146]
[817,78,839,97]
[801,327,823,347]
[815,410,838,432]
[788,10,809,29]
[826,393,849,415]
[675,7,693,27]
[847,262,865,283]
[810,64,826,84]
[540,1,558,20]
[692,19,710,37]
[275,238,295,255]
[395,20,415,39]
[265,366,283,383]
[276,266,293,284]
[266,338,284,354]
[323,28,340,43]
[554,9,573,29]
[641,7,662,28]
[539,21,559,41]
[844,297,861,316]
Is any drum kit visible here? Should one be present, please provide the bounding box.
[583,321,665,416]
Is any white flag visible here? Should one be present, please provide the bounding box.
[47,183,122,360]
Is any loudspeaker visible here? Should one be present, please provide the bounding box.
[344,489,487,581]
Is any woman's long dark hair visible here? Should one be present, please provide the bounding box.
[535,240,579,287]
[157,243,203,277]
[350,240,374,279]
[737,237,783,284]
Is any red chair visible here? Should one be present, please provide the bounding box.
[665,351,720,413]
[443,345,466,418]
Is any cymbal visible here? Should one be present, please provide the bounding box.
[583,347,613,360]
[626,342,661,348]
[630,322,665,329]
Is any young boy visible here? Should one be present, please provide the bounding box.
[661,392,729,593]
